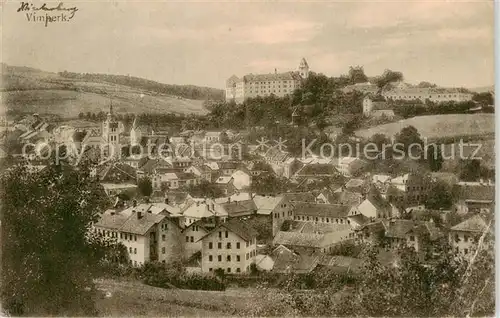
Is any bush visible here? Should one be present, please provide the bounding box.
[141,261,226,291]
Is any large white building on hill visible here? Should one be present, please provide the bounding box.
[225,58,310,103]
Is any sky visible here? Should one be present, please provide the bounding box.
[1,1,495,89]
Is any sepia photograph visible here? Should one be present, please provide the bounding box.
[0,1,496,316]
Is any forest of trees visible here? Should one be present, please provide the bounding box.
[59,71,225,101]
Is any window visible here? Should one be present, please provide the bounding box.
[463,235,468,242]
[409,236,415,241]
[218,255,222,262]
[209,255,213,261]
[209,268,213,272]
[236,268,241,273]
[227,268,231,273]
[134,235,137,241]
[120,233,123,239]
[227,242,231,249]
[186,236,189,242]
[227,255,231,261]
[162,247,165,254]
[129,247,132,253]
[209,242,213,249]
[236,242,240,249]
[219,231,222,238]
[464,248,469,254]
[162,234,166,241]
[246,253,249,260]
[190,236,194,243]
[218,242,222,249]
[225,231,228,238]
[237,255,240,261]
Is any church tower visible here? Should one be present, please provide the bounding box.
[102,102,121,158]
[298,58,309,79]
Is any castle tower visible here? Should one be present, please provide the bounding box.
[298,58,309,79]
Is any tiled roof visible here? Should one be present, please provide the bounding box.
[95,211,166,235]
[273,229,352,248]
[243,71,302,82]
[293,202,350,218]
[296,164,338,176]
[219,200,257,217]
[272,249,319,273]
[120,213,166,235]
[347,214,371,226]
[318,255,363,273]
[283,192,316,203]
[253,195,284,215]
[219,218,258,241]
[450,215,488,233]
[456,184,495,202]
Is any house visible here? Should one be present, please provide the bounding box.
[218,161,239,176]
[186,165,212,182]
[245,161,271,176]
[387,173,432,205]
[182,200,228,227]
[93,208,183,266]
[182,220,210,259]
[453,183,495,214]
[231,169,252,190]
[267,192,317,236]
[449,215,492,255]
[199,219,258,274]
[204,131,224,144]
[96,162,138,183]
[273,229,354,254]
[215,176,237,196]
[101,183,138,197]
[219,199,257,218]
[292,202,352,226]
[363,95,389,117]
[355,219,443,253]
[294,163,339,179]
[335,157,366,177]
[317,255,363,274]
[350,190,397,219]
[263,147,302,179]
[255,254,275,271]
[271,245,320,274]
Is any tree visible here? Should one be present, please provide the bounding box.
[250,173,290,195]
[394,125,423,155]
[370,133,390,151]
[459,159,481,181]
[374,69,404,91]
[137,177,153,197]
[348,66,368,84]
[426,143,444,171]
[417,81,438,88]
[184,180,224,198]
[0,163,111,316]
[425,181,453,210]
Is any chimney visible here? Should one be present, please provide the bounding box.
[164,197,169,204]
[275,68,277,74]
[137,211,143,219]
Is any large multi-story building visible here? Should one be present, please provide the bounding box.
[225,58,310,103]
[382,87,473,103]
[200,218,258,274]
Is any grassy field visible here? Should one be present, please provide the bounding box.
[355,114,495,139]
[94,278,281,317]
[1,64,209,118]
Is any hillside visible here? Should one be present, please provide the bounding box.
[355,114,495,139]
[0,64,223,118]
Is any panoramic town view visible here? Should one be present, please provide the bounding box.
[0,1,496,317]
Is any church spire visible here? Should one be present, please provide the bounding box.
[132,115,138,129]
